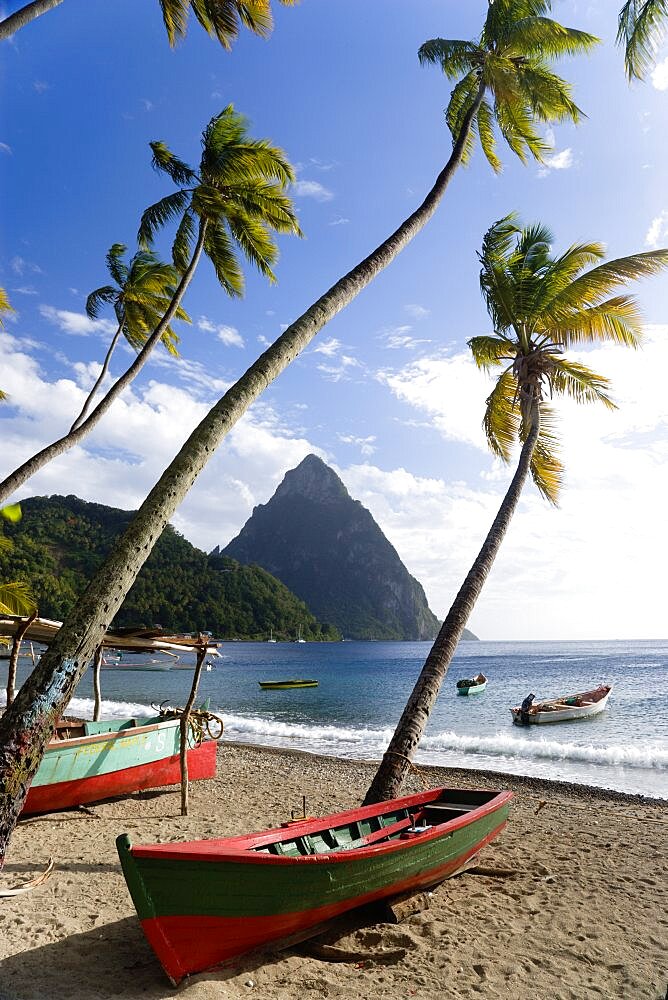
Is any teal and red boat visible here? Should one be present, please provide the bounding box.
[22,713,218,815]
[117,785,511,984]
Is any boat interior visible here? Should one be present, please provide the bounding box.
[252,789,498,858]
[52,716,162,741]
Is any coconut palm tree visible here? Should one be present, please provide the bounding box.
[0,106,300,506]
[0,0,297,46]
[69,244,190,431]
[0,5,597,508]
[0,2,599,863]
[618,1,667,79]
[363,214,668,804]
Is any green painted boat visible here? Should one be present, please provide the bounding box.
[117,785,511,984]
[456,673,488,695]
[258,679,318,689]
[22,713,218,815]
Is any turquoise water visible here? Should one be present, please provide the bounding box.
[4,639,667,798]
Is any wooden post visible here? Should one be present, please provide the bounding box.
[6,614,37,707]
[180,640,207,816]
[92,646,103,721]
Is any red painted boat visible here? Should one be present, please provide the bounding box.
[117,785,511,984]
[23,714,218,815]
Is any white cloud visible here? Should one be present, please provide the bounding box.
[11,286,38,296]
[292,180,334,202]
[40,305,116,337]
[338,433,376,456]
[312,337,341,357]
[645,210,668,248]
[198,317,244,348]
[405,304,430,320]
[0,142,12,155]
[140,98,154,111]
[651,56,668,90]
[11,256,41,277]
[543,148,573,170]
[329,217,350,226]
[33,80,50,93]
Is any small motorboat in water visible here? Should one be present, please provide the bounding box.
[456,673,487,695]
[510,684,612,725]
[258,679,318,690]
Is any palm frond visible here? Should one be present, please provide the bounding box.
[149,140,198,185]
[528,403,563,504]
[550,358,616,409]
[138,190,191,247]
[544,249,668,315]
[203,221,245,296]
[468,335,515,371]
[0,286,14,327]
[85,285,117,320]
[483,368,521,462]
[476,98,502,173]
[545,296,644,349]
[503,17,600,60]
[172,209,198,272]
[0,581,37,616]
[445,71,482,161]
[418,38,482,79]
[618,0,668,80]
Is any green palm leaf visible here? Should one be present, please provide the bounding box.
[0,581,37,616]
[618,0,668,79]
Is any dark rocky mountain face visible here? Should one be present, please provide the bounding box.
[222,455,477,641]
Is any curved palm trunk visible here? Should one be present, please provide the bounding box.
[0,89,485,865]
[362,403,541,806]
[0,225,207,507]
[0,85,484,508]
[69,321,124,433]
[0,0,63,40]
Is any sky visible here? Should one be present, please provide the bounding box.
[1,0,668,641]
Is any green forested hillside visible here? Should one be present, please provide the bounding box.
[0,495,340,641]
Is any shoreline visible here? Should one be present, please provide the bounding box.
[0,741,666,999]
[221,738,668,806]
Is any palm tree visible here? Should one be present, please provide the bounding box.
[0,5,597,508]
[0,106,301,506]
[70,244,190,431]
[618,1,667,79]
[0,0,297,45]
[0,3,599,863]
[363,214,668,805]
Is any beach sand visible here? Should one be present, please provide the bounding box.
[0,742,666,1000]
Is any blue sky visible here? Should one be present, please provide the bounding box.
[2,0,668,639]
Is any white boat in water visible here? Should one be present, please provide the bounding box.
[510,685,612,725]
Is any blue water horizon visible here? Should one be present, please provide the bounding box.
[4,638,667,799]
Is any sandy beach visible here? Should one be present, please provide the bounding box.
[0,742,666,1000]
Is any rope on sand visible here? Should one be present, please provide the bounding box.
[0,857,54,897]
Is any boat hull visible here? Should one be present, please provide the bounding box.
[511,686,611,725]
[258,680,318,689]
[457,682,487,696]
[118,786,511,984]
[23,718,217,815]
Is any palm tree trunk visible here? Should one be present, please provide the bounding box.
[362,402,541,806]
[0,224,207,507]
[6,614,36,707]
[0,0,63,40]
[0,89,485,866]
[92,645,103,721]
[69,321,124,433]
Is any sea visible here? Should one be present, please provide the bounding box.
[3,639,667,799]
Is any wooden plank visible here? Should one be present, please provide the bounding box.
[381,890,432,924]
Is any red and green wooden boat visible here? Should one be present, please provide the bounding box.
[117,785,511,984]
[22,713,218,816]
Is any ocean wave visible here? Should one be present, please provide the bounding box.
[222,713,667,772]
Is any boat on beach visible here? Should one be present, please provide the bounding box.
[258,679,318,689]
[22,712,218,815]
[456,672,487,695]
[510,684,612,725]
[117,784,512,984]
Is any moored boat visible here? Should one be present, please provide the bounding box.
[22,712,219,815]
[510,684,612,725]
[117,784,512,984]
[456,672,487,695]
[258,679,318,689]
